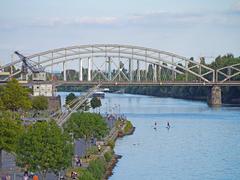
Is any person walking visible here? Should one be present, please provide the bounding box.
[23,171,28,180]
[98,144,101,153]
[5,175,11,180]
[33,175,38,180]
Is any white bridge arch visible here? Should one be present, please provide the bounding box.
[2,44,217,83]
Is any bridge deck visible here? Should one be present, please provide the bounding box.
[26,81,240,87]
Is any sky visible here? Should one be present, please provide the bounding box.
[0,0,240,64]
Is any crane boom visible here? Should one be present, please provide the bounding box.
[15,51,44,73]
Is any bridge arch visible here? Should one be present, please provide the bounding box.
[3,44,215,83]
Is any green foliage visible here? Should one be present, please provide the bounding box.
[124,120,133,134]
[90,97,102,109]
[107,140,115,149]
[64,112,109,140]
[0,111,23,153]
[0,98,4,111]
[86,146,98,156]
[209,54,240,69]
[104,151,113,162]
[16,121,73,179]
[0,79,32,112]
[31,96,48,111]
[80,170,96,180]
[87,158,106,180]
[65,93,76,105]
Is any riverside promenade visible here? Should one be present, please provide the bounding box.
[0,113,129,180]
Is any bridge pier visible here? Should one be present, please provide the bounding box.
[79,58,83,81]
[208,85,222,106]
[63,62,66,81]
[88,57,91,81]
[153,64,157,82]
[137,60,140,82]
[108,57,112,81]
[129,58,133,81]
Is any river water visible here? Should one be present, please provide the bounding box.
[58,92,240,180]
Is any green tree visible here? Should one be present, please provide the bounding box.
[16,121,73,180]
[65,93,76,105]
[0,111,23,168]
[90,97,102,110]
[32,96,48,111]
[0,98,4,111]
[64,112,108,141]
[1,79,32,112]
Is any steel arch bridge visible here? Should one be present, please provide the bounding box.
[1,44,240,86]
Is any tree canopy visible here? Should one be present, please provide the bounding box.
[64,112,109,140]
[0,111,23,168]
[16,121,73,180]
[65,93,76,105]
[32,96,48,111]
[90,97,102,109]
[0,111,23,153]
[0,79,32,112]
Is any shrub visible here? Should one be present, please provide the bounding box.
[80,169,96,180]
[88,158,107,180]
[104,151,113,162]
[124,120,133,133]
[107,140,115,149]
[86,146,98,156]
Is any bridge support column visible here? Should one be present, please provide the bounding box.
[129,58,133,81]
[137,60,140,82]
[88,57,91,81]
[153,64,157,82]
[108,57,111,81]
[158,66,161,81]
[63,62,66,81]
[79,58,83,81]
[208,86,222,106]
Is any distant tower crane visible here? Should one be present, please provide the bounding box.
[14,51,46,81]
[14,51,44,73]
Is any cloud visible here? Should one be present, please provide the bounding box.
[0,10,239,31]
[30,16,119,28]
[126,10,240,28]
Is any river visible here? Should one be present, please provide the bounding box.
[58,92,240,180]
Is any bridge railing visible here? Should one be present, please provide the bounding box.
[54,83,101,126]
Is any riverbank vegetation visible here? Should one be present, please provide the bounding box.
[63,112,109,140]
[0,79,135,179]
[16,121,73,180]
[66,118,134,180]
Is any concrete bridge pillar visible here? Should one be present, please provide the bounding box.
[108,57,112,81]
[208,86,222,106]
[129,58,133,81]
[79,58,83,81]
[88,57,91,81]
[153,64,157,82]
[137,60,140,82]
[63,62,66,81]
